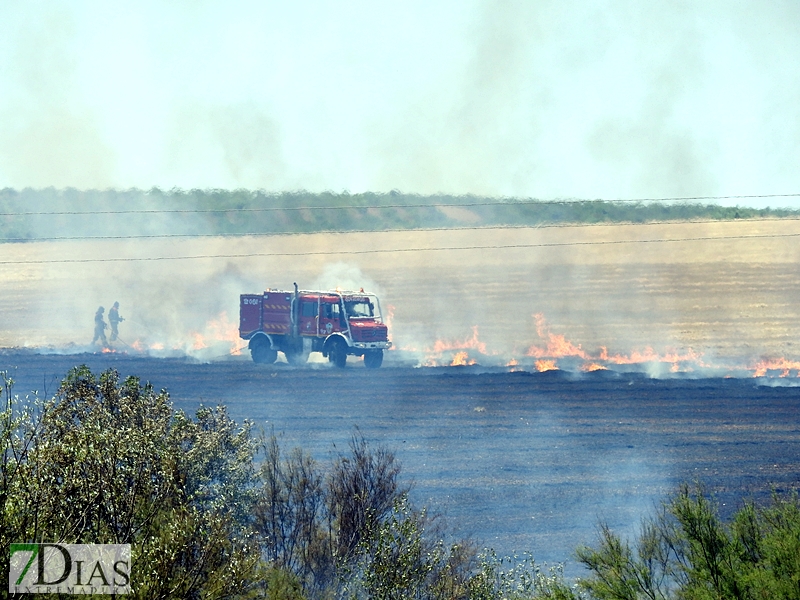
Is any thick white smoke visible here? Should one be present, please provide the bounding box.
[1,2,799,206]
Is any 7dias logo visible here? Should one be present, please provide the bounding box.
[9,544,131,595]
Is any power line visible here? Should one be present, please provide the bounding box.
[2,231,799,265]
[2,193,800,217]
[1,216,799,243]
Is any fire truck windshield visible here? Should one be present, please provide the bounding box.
[345,300,374,318]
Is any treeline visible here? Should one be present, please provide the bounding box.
[1,188,797,241]
[2,368,800,599]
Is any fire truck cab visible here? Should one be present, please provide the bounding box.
[239,284,391,368]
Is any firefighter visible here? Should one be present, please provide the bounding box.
[92,306,108,346]
[108,301,124,341]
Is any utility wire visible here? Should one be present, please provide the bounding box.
[2,231,799,265]
[2,193,800,216]
[1,216,799,243]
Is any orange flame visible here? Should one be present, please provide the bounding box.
[451,351,476,366]
[192,332,208,350]
[411,312,800,377]
[432,326,488,354]
[421,326,491,366]
[187,312,242,355]
[536,359,558,372]
[599,346,705,366]
[384,304,395,338]
[752,357,800,377]
[527,314,589,359]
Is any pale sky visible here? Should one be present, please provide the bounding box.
[1,1,799,207]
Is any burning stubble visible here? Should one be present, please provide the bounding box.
[2,219,800,375]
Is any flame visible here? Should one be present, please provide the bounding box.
[599,346,705,366]
[192,332,208,350]
[420,326,491,366]
[527,314,589,359]
[526,314,717,373]
[752,357,800,377]
[432,326,487,354]
[451,351,476,366]
[507,358,524,372]
[186,312,242,355]
[409,312,800,378]
[384,304,395,338]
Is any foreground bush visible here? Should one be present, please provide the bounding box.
[576,485,800,600]
[2,367,259,599]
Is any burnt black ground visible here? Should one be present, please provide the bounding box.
[4,349,800,576]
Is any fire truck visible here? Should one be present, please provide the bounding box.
[239,283,391,368]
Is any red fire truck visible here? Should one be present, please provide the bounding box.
[239,283,391,368]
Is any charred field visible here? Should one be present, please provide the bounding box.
[4,348,800,575]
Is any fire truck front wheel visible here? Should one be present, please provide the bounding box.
[363,350,383,369]
[251,339,277,364]
[327,338,348,368]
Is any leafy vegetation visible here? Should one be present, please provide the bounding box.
[3,367,800,599]
[575,484,800,600]
[1,187,798,241]
[2,367,259,599]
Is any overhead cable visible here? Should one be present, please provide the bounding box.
[3,231,799,265]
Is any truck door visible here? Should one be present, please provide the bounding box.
[298,299,318,336]
[319,300,343,335]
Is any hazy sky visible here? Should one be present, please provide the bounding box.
[1,1,799,207]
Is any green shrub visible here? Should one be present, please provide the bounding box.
[576,484,800,600]
[2,366,260,599]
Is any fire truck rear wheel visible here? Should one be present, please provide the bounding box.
[251,341,277,364]
[328,339,347,368]
[363,350,383,369]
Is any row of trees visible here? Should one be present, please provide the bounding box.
[2,367,800,599]
[2,187,797,241]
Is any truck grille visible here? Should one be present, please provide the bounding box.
[355,327,387,342]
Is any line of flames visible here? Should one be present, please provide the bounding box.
[125,312,243,357]
[416,314,800,377]
[111,310,800,378]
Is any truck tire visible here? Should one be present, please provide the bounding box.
[363,350,383,369]
[251,339,277,364]
[328,338,347,368]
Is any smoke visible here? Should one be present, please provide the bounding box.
[756,378,800,388]
[1,2,800,205]
[311,262,382,295]
[165,102,288,190]
[0,5,116,188]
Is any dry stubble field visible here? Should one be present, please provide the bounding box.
[1,218,800,367]
[2,218,800,574]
